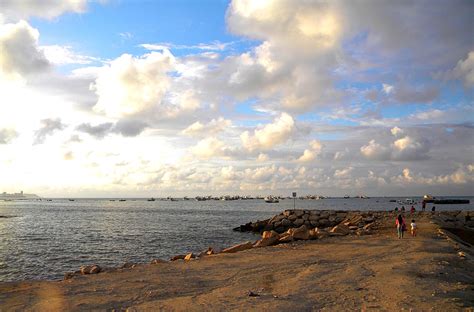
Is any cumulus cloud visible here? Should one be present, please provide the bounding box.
[0,21,50,79]
[0,0,87,20]
[40,45,99,65]
[92,51,174,118]
[360,129,430,161]
[360,140,391,160]
[0,128,18,144]
[392,135,430,160]
[33,118,66,144]
[241,113,295,151]
[451,51,474,88]
[190,137,227,159]
[182,117,231,137]
[298,140,323,162]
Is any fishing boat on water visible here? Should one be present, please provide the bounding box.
[264,196,279,203]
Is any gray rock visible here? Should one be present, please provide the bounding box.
[294,218,304,226]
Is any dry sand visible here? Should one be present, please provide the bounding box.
[1,213,473,311]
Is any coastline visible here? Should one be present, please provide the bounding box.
[1,211,473,311]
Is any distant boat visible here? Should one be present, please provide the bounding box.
[264,196,279,203]
[147,198,156,201]
[343,195,350,199]
[119,199,126,202]
[68,199,75,202]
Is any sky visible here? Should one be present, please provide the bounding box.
[0,0,473,197]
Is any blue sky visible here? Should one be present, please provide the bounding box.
[0,0,473,197]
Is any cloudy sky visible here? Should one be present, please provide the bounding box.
[0,0,473,197]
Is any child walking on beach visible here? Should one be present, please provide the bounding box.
[410,219,417,237]
[396,214,406,239]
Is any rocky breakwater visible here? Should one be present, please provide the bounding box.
[433,211,474,246]
[234,209,379,235]
[433,210,474,229]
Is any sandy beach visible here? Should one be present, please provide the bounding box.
[1,212,473,311]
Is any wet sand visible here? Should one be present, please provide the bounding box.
[1,213,473,311]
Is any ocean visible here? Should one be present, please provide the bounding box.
[0,197,472,282]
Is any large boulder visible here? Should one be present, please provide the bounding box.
[278,233,294,243]
[309,215,319,221]
[254,230,279,247]
[221,241,253,253]
[295,210,305,217]
[281,218,291,227]
[289,225,310,240]
[294,218,304,227]
[262,230,279,239]
[330,223,350,235]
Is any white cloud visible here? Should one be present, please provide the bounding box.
[241,113,295,151]
[190,137,226,159]
[40,45,98,65]
[0,128,18,144]
[92,51,174,118]
[0,20,50,80]
[382,83,394,94]
[0,0,87,21]
[334,167,353,178]
[298,140,323,162]
[257,153,269,162]
[182,117,231,137]
[390,126,403,137]
[360,139,390,160]
[452,51,474,88]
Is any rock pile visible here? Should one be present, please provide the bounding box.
[234,209,380,234]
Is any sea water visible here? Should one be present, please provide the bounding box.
[0,197,472,282]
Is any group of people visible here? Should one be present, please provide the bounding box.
[394,205,436,213]
[395,214,417,239]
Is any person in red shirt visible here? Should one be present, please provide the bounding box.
[410,206,416,214]
[396,214,406,239]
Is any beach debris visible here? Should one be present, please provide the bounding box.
[198,246,217,257]
[247,290,260,297]
[170,254,186,261]
[80,264,101,275]
[184,253,196,261]
[330,224,350,235]
[150,259,167,264]
[121,262,136,269]
[221,241,253,253]
[64,271,78,280]
[458,251,466,258]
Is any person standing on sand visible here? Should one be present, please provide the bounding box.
[396,214,406,239]
[410,206,415,214]
[410,219,417,237]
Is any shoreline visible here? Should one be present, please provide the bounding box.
[1,210,473,310]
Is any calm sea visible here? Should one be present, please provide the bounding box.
[0,197,472,282]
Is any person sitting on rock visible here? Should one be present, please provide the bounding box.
[396,214,406,239]
[394,207,399,212]
[401,206,405,212]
